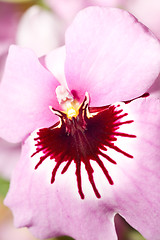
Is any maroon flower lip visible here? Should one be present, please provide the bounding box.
[31,94,136,199]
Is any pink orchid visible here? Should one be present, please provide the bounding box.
[1,6,160,240]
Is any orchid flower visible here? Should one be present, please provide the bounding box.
[1,6,160,240]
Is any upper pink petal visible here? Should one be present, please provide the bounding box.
[0,45,59,143]
[65,7,160,105]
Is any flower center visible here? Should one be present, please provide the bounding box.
[31,92,136,199]
[66,102,79,119]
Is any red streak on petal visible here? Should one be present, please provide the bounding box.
[31,99,136,199]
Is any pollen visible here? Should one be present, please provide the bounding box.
[66,104,78,119]
[66,101,79,119]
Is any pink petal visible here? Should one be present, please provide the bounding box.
[65,7,160,105]
[4,137,117,240]
[0,45,59,143]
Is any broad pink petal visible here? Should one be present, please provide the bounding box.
[4,138,117,240]
[65,7,160,106]
[0,45,59,143]
[5,95,160,239]
[0,138,21,180]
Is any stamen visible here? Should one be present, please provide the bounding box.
[56,85,73,104]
